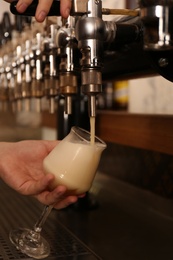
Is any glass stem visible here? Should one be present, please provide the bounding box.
[34,205,54,233]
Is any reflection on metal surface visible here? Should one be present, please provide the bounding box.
[0,180,101,260]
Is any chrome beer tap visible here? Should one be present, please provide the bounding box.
[56,16,80,114]
[72,0,117,117]
[21,39,33,111]
[8,58,17,112]
[43,23,59,114]
[14,45,24,112]
[74,0,104,117]
[138,0,173,50]
[31,32,44,112]
[0,55,9,111]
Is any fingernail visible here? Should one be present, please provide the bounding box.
[17,3,28,12]
[37,11,47,22]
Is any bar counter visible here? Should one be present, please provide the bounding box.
[0,179,101,260]
[1,170,173,260]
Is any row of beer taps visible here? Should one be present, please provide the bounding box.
[0,0,173,115]
[0,14,73,113]
[0,0,115,115]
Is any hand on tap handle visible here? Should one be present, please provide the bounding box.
[5,0,72,22]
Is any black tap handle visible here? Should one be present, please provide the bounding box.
[10,0,61,17]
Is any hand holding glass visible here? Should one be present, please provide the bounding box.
[9,126,106,259]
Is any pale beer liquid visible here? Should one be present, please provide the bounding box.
[43,138,103,195]
[90,116,95,145]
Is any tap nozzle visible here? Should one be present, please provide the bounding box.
[59,71,78,114]
[81,68,102,117]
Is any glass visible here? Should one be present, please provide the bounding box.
[9,126,106,259]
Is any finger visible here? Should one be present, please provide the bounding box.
[35,185,67,205]
[16,0,33,13]
[35,0,54,22]
[53,195,78,209]
[60,0,71,18]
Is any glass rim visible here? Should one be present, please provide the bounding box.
[71,126,107,147]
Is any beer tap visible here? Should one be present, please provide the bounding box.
[73,0,125,117]
[1,12,12,45]
[43,23,59,114]
[139,0,173,50]
[0,12,13,111]
[5,16,28,112]
[22,39,33,111]
[0,55,9,111]
[74,0,104,118]
[14,45,24,112]
[138,0,173,83]
[8,58,17,112]
[56,16,80,114]
[31,32,44,112]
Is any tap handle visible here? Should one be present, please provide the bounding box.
[10,0,61,17]
[2,12,12,41]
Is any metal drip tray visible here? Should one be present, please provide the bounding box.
[0,180,101,260]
